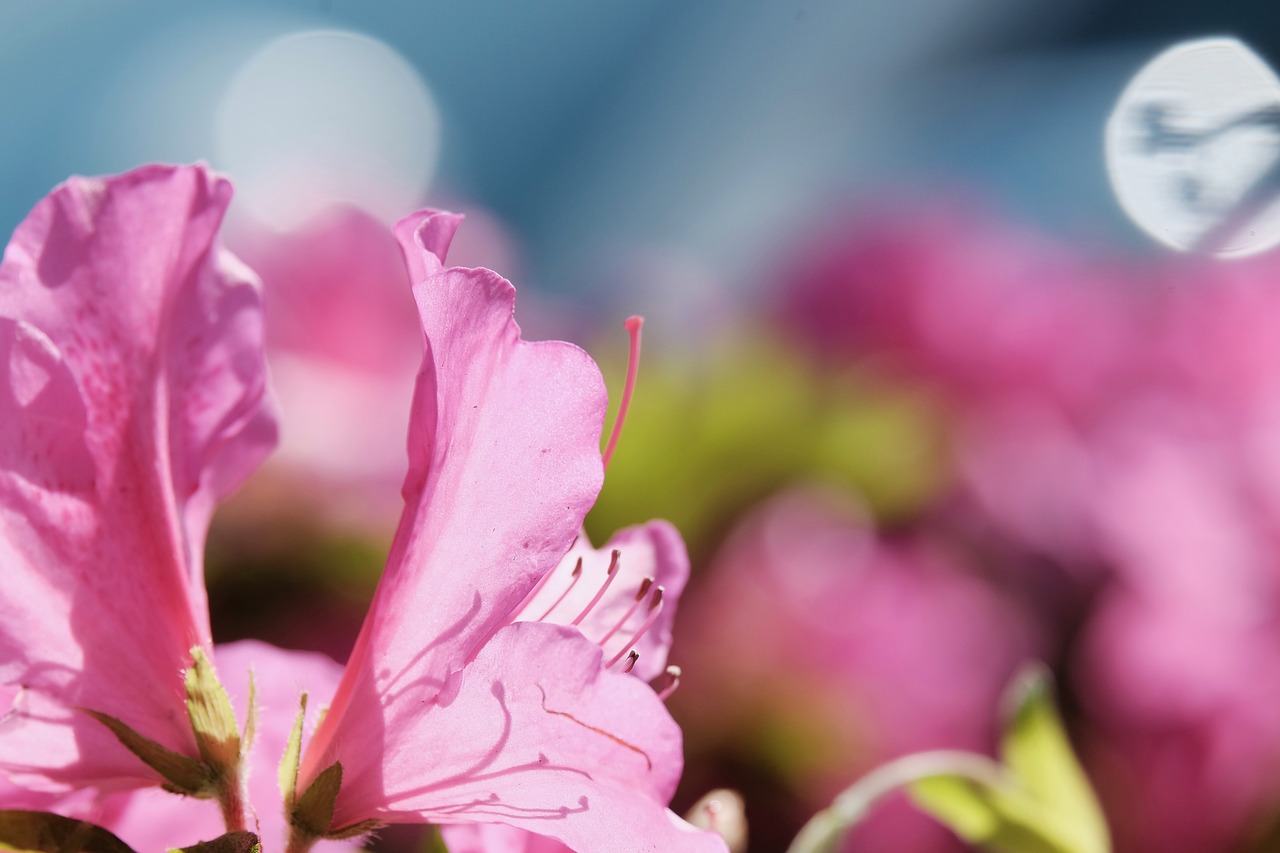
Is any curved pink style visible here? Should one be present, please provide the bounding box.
[0,165,275,792]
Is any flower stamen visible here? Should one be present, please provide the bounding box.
[605,585,665,668]
[536,557,584,622]
[651,666,681,700]
[596,577,655,646]
[571,550,621,626]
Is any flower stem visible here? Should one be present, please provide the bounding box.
[218,778,248,833]
[284,825,319,853]
[786,750,1006,853]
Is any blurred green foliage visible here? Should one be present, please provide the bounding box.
[586,332,951,560]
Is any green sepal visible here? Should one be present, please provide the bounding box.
[292,761,342,838]
[242,670,258,755]
[184,647,241,777]
[80,709,214,797]
[323,820,383,842]
[0,810,137,853]
[169,831,261,853]
[908,666,1111,853]
[278,693,308,813]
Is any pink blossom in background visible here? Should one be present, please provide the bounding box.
[778,201,1280,851]
[779,203,1147,566]
[1073,264,1280,853]
[226,202,532,530]
[0,165,723,853]
[229,206,421,526]
[678,487,1033,853]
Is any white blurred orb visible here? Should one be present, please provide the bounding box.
[216,29,441,230]
[1106,37,1280,258]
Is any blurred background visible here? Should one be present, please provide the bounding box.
[8,1,1280,851]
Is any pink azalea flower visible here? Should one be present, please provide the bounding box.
[0,164,723,853]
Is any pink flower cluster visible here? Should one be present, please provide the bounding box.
[0,165,725,853]
[779,200,1280,852]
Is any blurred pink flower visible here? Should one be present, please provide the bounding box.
[226,203,533,530]
[679,487,1032,853]
[230,207,421,525]
[779,201,1280,850]
[0,166,721,853]
[780,203,1146,566]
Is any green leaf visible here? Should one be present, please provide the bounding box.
[292,761,342,838]
[787,666,1111,853]
[786,752,1005,853]
[0,810,137,853]
[184,647,241,776]
[1000,668,1109,853]
[242,670,258,754]
[906,665,1111,853]
[278,693,308,813]
[80,710,214,798]
[171,831,261,853]
[911,775,1079,853]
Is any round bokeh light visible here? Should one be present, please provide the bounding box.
[216,29,442,230]
[1106,37,1280,258]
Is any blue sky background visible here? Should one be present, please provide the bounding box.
[4,0,1279,308]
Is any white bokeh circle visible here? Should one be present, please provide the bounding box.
[1106,37,1280,258]
[216,29,441,230]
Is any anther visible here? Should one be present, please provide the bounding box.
[634,577,653,601]
[536,557,584,622]
[617,650,640,674]
[602,316,643,469]
[571,550,621,626]
[606,585,665,668]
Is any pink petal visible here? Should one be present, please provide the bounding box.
[302,212,607,789]
[510,522,689,682]
[0,165,276,792]
[328,622,724,853]
[441,823,572,852]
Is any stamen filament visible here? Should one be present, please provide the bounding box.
[602,316,643,468]
[537,558,584,622]
[596,577,654,646]
[572,550,621,626]
[654,665,682,700]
